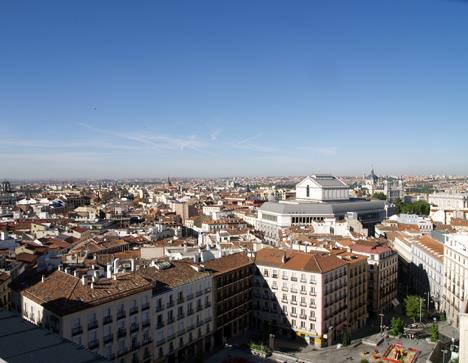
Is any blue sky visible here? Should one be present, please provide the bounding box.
[1,0,468,179]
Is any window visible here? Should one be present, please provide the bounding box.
[306,185,310,197]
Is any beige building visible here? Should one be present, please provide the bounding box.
[252,248,351,347]
[342,241,398,315]
[12,261,214,363]
[442,232,468,328]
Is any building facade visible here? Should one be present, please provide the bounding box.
[12,261,214,363]
[257,175,386,244]
[411,236,444,311]
[252,248,351,347]
[203,253,253,346]
[442,233,468,328]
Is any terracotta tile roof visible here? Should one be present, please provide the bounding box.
[138,261,211,291]
[22,270,152,316]
[203,252,253,275]
[15,253,39,264]
[413,235,444,261]
[255,248,347,273]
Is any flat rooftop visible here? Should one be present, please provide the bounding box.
[0,309,110,363]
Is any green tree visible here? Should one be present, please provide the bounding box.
[372,192,387,200]
[405,295,424,322]
[390,317,404,336]
[430,323,439,342]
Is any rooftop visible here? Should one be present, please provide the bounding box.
[255,248,347,273]
[0,309,110,363]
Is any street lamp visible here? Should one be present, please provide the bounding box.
[379,313,385,335]
[441,349,448,363]
[419,297,425,324]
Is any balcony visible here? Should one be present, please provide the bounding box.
[142,319,151,328]
[281,298,288,303]
[205,302,212,308]
[186,294,194,301]
[130,322,139,333]
[309,304,316,309]
[282,276,288,280]
[177,297,185,304]
[309,316,316,321]
[116,348,128,358]
[88,320,98,330]
[141,302,150,311]
[88,339,99,350]
[129,306,139,316]
[291,300,297,305]
[309,291,316,296]
[118,327,127,338]
[167,333,176,341]
[300,314,307,319]
[155,305,163,312]
[205,287,211,293]
[167,301,175,308]
[300,278,307,283]
[290,313,297,318]
[156,321,164,329]
[117,310,126,320]
[156,338,166,347]
[197,305,203,312]
[187,309,194,316]
[72,326,83,336]
[167,317,175,324]
[281,287,288,292]
[291,277,298,282]
[103,334,113,344]
[177,328,186,337]
[300,302,307,307]
[196,290,203,297]
[300,290,307,295]
[290,288,298,293]
[177,313,185,320]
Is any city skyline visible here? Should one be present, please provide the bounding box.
[2,0,468,178]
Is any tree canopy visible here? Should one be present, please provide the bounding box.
[372,192,387,200]
[395,199,430,216]
[404,295,424,322]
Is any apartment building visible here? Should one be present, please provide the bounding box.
[12,260,214,363]
[346,242,398,315]
[442,233,468,328]
[252,248,349,347]
[335,252,368,331]
[203,252,254,345]
[411,235,444,311]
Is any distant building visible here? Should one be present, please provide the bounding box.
[364,169,404,202]
[257,175,386,243]
[429,192,468,224]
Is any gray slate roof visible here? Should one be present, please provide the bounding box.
[0,309,110,363]
[260,199,385,215]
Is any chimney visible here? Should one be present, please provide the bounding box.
[65,267,70,274]
[81,275,87,286]
[90,282,94,289]
[281,252,287,264]
[41,275,45,283]
[74,270,79,278]
[58,265,63,272]
[106,263,112,279]
[113,274,117,281]
[130,259,135,272]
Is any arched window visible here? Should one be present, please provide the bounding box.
[306,185,310,197]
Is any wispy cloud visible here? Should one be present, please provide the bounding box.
[230,134,279,152]
[297,146,338,156]
[77,122,209,152]
[209,128,222,141]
